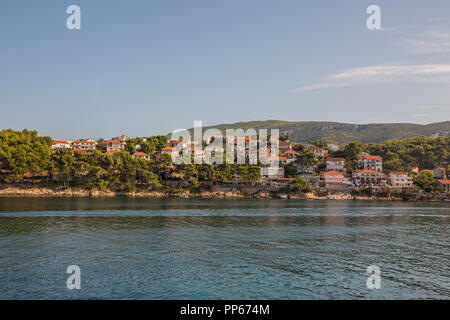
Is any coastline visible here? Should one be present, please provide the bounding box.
[0,187,447,202]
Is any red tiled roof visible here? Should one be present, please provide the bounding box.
[107,150,117,154]
[437,180,450,185]
[52,140,69,144]
[284,150,298,155]
[389,172,407,175]
[133,152,148,156]
[73,140,96,144]
[162,147,174,151]
[360,169,380,174]
[106,140,125,145]
[323,171,344,176]
[73,148,85,152]
[363,155,382,160]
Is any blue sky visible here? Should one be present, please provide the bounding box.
[1,0,450,140]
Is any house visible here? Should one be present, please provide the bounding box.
[71,139,97,151]
[52,140,71,150]
[435,180,450,192]
[261,167,285,179]
[132,152,150,160]
[112,134,129,143]
[321,171,345,183]
[106,140,126,152]
[284,149,298,159]
[353,170,386,187]
[279,141,292,153]
[296,162,316,174]
[326,158,345,172]
[360,155,383,172]
[388,172,413,188]
[433,168,447,179]
[310,147,328,160]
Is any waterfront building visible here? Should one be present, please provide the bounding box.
[360,155,383,172]
[353,169,386,187]
[388,172,414,188]
[321,171,345,183]
[326,157,345,172]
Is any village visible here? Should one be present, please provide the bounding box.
[50,133,450,198]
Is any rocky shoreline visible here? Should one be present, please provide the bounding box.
[0,186,446,202]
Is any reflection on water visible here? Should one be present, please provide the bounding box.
[0,198,448,299]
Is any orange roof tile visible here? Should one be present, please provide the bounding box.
[363,155,382,160]
[52,140,70,144]
[324,171,344,176]
[360,169,380,174]
[133,152,148,156]
[106,140,125,145]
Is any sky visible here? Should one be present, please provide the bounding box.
[1,0,450,140]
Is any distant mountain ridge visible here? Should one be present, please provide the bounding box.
[187,120,450,145]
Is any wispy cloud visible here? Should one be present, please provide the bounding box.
[416,104,450,110]
[295,64,450,93]
[400,30,450,54]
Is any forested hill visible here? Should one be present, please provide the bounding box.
[189,120,450,145]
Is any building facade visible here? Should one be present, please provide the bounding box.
[71,139,97,151]
[353,170,386,187]
[388,172,413,188]
[326,158,345,172]
[360,155,383,172]
[106,140,126,152]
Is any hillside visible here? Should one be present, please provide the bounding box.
[187,120,450,145]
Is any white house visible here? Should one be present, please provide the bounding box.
[388,172,413,188]
[52,140,71,150]
[106,140,126,152]
[360,155,383,172]
[71,139,97,151]
[321,171,345,183]
[326,157,345,172]
[132,152,150,160]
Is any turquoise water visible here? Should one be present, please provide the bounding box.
[0,198,448,299]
